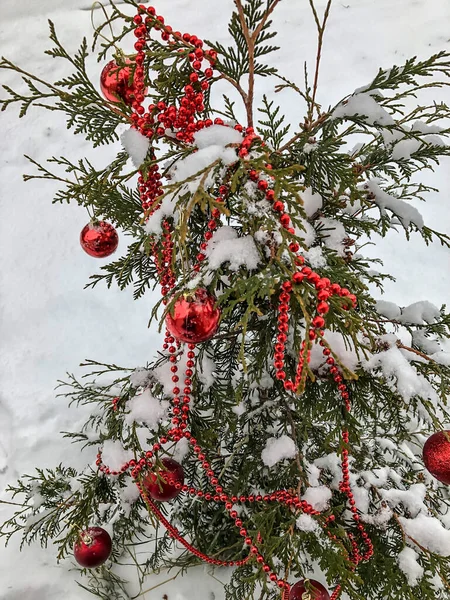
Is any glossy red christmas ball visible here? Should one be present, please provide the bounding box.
[74,527,112,568]
[165,289,220,344]
[100,60,147,105]
[423,431,450,484]
[289,580,330,600]
[80,221,119,258]
[143,457,184,501]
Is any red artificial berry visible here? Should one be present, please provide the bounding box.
[74,527,112,568]
[317,301,330,315]
[312,316,326,329]
[273,201,284,212]
[143,458,185,502]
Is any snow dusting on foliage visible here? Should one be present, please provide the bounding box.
[101,440,134,472]
[302,486,332,512]
[261,435,296,467]
[121,127,150,168]
[398,547,424,586]
[300,187,323,217]
[333,91,395,126]
[205,226,260,271]
[124,389,169,430]
[296,513,319,533]
[398,514,450,557]
[362,179,424,230]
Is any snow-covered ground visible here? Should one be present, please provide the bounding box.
[0,0,449,598]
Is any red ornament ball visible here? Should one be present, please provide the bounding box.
[423,431,450,485]
[80,221,119,258]
[100,60,147,105]
[165,289,220,344]
[289,580,330,600]
[143,457,185,501]
[74,527,112,568]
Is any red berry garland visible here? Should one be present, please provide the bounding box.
[92,6,375,597]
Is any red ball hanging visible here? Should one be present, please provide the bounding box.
[165,289,220,343]
[423,431,450,485]
[100,60,147,105]
[80,221,119,258]
[73,527,112,568]
[289,580,331,600]
[143,457,185,501]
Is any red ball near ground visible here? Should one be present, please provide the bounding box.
[80,221,119,258]
[74,527,112,568]
[143,457,185,501]
[100,60,147,105]
[165,289,220,344]
[289,579,331,600]
[423,431,450,484]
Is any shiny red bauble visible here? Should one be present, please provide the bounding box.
[165,289,220,344]
[143,457,185,501]
[423,431,450,485]
[100,60,147,105]
[73,527,112,568]
[80,221,119,258]
[289,580,330,600]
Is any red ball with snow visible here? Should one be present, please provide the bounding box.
[423,431,450,485]
[74,527,112,568]
[165,289,220,344]
[289,579,330,600]
[143,457,184,501]
[80,221,119,258]
[100,60,146,105]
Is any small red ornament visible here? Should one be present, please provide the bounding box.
[143,457,185,501]
[74,527,112,568]
[165,289,220,343]
[289,580,330,600]
[80,221,119,258]
[100,60,147,105]
[423,431,450,485]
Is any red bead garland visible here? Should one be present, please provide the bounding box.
[93,6,375,596]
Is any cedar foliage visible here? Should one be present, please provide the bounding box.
[1,1,450,599]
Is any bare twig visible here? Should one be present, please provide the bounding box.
[234,0,282,127]
[307,0,333,126]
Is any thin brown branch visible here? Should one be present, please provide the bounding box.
[234,0,254,127]
[307,0,333,127]
[219,72,248,105]
[396,341,434,362]
[252,0,283,42]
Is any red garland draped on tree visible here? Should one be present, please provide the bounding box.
[90,5,374,599]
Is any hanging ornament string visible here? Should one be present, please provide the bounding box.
[95,5,374,598]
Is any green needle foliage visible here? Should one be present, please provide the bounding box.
[1,1,450,599]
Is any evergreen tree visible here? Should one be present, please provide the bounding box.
[1,1,450,599]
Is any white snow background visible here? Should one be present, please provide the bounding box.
[0,0,450,598]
